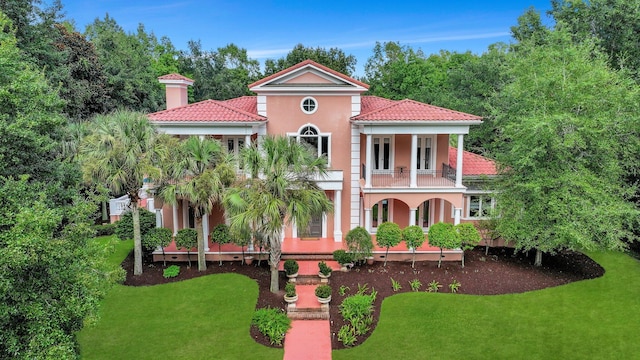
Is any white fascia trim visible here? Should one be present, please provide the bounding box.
[154,123,263,136]
[356,123,474,135]
[158,79,194,86]
[361,187,467,195]
[251,89,367,96]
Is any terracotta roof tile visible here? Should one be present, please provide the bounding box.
[148,99,265,122]
[449,147,497,176]
[221,96,258,114]
[360,96,396,114]
[158,73,194,82]
[353,99,482,122]
[249,59,369,89]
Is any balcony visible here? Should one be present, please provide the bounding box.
[362,163,456,188]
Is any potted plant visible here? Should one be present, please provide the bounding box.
[318,261,332,279]
[332,250,354,271]
[284,282,298,303]
[315,284,332,304]
[284,259,299,279]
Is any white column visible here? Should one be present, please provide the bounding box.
[245,134,251,147]
[182,199,189,228]
[365,134,372,188]
[364,207,371,233]
[410,134,417,187]
[333,190,342,241]
[172,204,179,236]
[292,220,298,238]
[439,199,444,222]
[456,134,464,187]
[322,213,328,238]
[454,208,461,225]
[155,209,162,228]
[409,208,417,226]
[202,213,210,251]
[281,225,286,242]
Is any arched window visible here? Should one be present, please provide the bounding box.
[291,124,330,163]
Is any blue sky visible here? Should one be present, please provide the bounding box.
[62,0,553,75]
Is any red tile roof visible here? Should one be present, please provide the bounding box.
[249,59,369,89]
[148,99,265,122]
[222,96,258,114]
[158,73,194,82]
[360,96,396,114]
[353,99,482,122]
[448,147,497,176]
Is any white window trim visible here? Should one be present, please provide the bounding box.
[287,124,332,166]
[300,96,318,114]
[416,135,437,174]
[371,135,394,173]
[464,194,496,219]
[371,199,393,232]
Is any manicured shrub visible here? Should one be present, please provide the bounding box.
[315,284,332,298]
[114,209,156,240]
[93,223,116,236]
[403,225,426,268]
[284,259,299,276]
[428,222,460,268]
[175,228,197,268]
[142,227,173,265]
[456,223,482,268]
[211,223,232,266]
[333,249,354,265]
[375,222,402,266]
[285,282,296,297]
[318,261,332,276]
[252,307,291,346]
[345,226,373,264]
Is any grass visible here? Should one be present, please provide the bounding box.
[333,251,640,359]
[77,236,282,360]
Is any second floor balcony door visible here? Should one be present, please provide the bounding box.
[373,136,391,172]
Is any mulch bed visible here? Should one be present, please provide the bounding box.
[121,247,604,350]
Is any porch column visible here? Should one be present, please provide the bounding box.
[155,209,162,228]
[456,135,464,187]
[202,213,210,251]
[292,220,297,238]
[365,134,372,188]
[172,204,178,236]
[410,134,417,187]
[439,199,444,222]
[182,199,189,228]
[322,213,328,238]
[409,207,417,226]
[281,225,286,242]
[333,190,342,241]
[245,134,251,147]
[454,208,461,225]
[364,207,372,233]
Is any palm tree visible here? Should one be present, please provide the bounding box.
[225,136,333,292]
[158,136,235,271]
[79,110,169,275]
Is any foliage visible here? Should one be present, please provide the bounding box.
[338,285,350,296]
[178,41,260,101]
[175,228,197,268]
[491,29,640,265]
[163,265,180,278]
[318,261,332,276]
[284,282,296,297]
[456,223,482,268]
[375,222,402,266]
[338,325,358,347]
[252,307,291,346]
[225,136,332,292]
[283,259,299,276]
[142,227,172,252]
[85,16,164,112]
[449,280,461,293]
[0,179,123,359]
[409,279,422,292]
[264,43,357,76]
[427,280,442,293]
[93,223,116,236]
[315,284,332,299]
[333,249,354,265]
[114,209,156,241]
[211,223,233,266]
[402,225,425,268]
[345,226,374,264]
[428,222,461,268]
[391,278,402,292]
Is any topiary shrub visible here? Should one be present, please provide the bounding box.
[333,249,354,265]
[402,225,426,268]
[114,209,156,240]
[345,226,373,265]
[315,284,332,299]
[175,228,197,268]
[142,227,173,265]
[283,259,299,276]
[375,222,402,266]
[211,223,232,266]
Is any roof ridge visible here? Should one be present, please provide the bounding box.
[249,59,369,89]
[148,99,265,122]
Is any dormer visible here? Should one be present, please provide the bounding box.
[248,60,369,117]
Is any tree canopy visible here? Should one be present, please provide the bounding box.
[264,43,357,76]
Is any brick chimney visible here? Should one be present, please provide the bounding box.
[158,74,194,110]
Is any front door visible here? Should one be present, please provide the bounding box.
[301,214,323,238]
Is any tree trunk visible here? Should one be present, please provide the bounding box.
[438,248,443,268]
[534,249,543,267]
[196,217,207,271]
[269,233,282,293]
[132,204,143,275]
[101,201,108,223]
[411,248,416,269]
[461,251,465,268]
[384,247,389,267]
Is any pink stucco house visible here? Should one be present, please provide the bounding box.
[139,60,497,262]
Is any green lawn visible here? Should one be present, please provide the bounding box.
[77,236,282,360]
[333,251,640,359]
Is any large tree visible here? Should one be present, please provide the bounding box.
[264,43,357,76]
[158,136,236,271]
[225,136,332,292]
[491,29,640,265]
[79,110,169,275]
